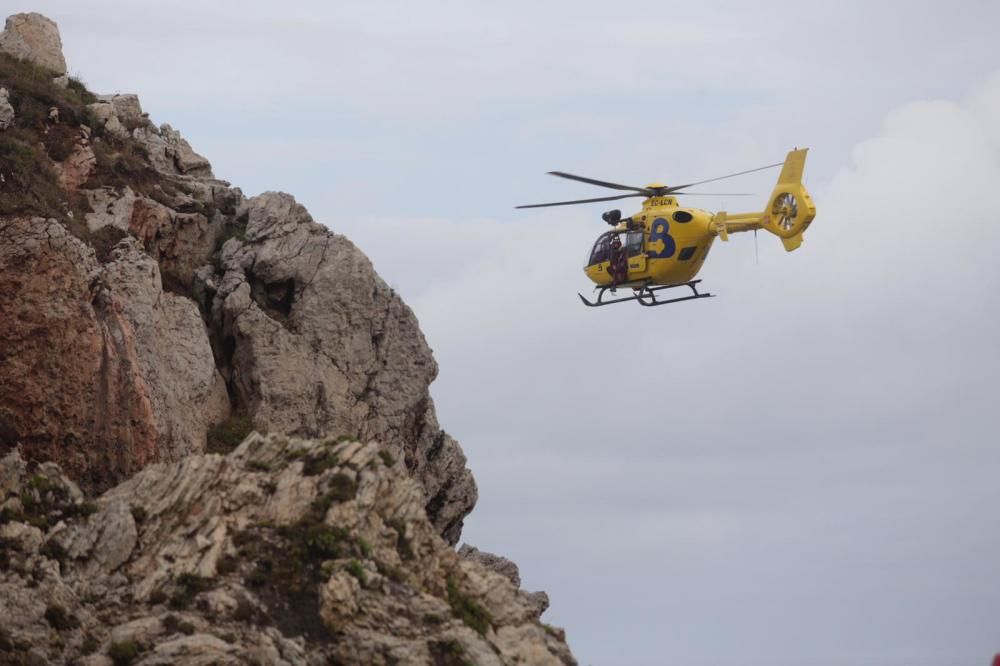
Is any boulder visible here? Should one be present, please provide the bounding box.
[87,100,128,137]
[101,94,145,128]
[0,13,67,74]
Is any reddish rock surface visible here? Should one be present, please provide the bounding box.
[0,217,158,488]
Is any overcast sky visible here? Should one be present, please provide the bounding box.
[13,1,1000,664]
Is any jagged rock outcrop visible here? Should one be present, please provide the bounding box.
[0,437,575,665]
[0,13,66,74]
[201,192,477,542]
[0,15,477,540]
[0,13,567,661]
[460,544,550,617]
[460,544,524,587]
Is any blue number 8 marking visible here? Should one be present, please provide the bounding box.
[648,218,676,259]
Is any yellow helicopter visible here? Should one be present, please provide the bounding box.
[517,148,816,306]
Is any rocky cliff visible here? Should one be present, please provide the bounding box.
[0,437,571,665]
[0,12,474,542]
[0,13,573,665]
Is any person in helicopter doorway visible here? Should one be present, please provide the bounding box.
[608,234,628,285]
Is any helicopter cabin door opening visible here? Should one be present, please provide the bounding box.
[626,230,645,275]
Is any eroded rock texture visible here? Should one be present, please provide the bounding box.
[0,437,574,665]
[0,12,476,541]
[0,218,228,488]
[201,192,477,542]
[0,10,574,661]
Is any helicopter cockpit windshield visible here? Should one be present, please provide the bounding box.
[588,230,645,267]
[587,233,611,267]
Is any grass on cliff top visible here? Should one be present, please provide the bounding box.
[0,53,95,223]
[0,52,169,229]
[0,53,97,126]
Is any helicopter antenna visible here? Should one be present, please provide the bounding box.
[754,228,759,265]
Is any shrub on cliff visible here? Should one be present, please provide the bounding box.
[206,415,254,454]
[0,53,165,227]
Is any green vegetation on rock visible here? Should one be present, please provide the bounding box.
[206,416,254,454]
[108,639,139,666]
[0,53,165,232]
[446,577,492,636]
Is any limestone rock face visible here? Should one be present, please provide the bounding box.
[134,123,214,178]
[2,70,477,539]
[0,13,67,74]
[0,437,576,665]
[203,192,478,542]
[100,94,144,128]
[100,239,230,463]
[0,217,154,485]
[84,184,231,290]
[4,6,474,560]
[0,218,228,488]
[87,98,130,138]
[0,87,13,130]
[460,544,551,618]
[0,10,573,662]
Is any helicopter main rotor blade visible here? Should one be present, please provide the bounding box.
[547,171,652,194]
[674,192,755,196]
[664,161,784,194]
[515,193,645,209]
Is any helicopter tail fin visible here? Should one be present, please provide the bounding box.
[760,148,816,251]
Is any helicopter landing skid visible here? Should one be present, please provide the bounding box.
[578,280,713,308]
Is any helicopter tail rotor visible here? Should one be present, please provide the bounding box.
[760,148,816,251]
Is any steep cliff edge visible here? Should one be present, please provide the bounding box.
[0,13,473,543]
[0,13,573,664]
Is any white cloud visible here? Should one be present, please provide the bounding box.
[333,68,1000,666]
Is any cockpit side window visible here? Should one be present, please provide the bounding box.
[589,235,611,265]
[626,231,643,257]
